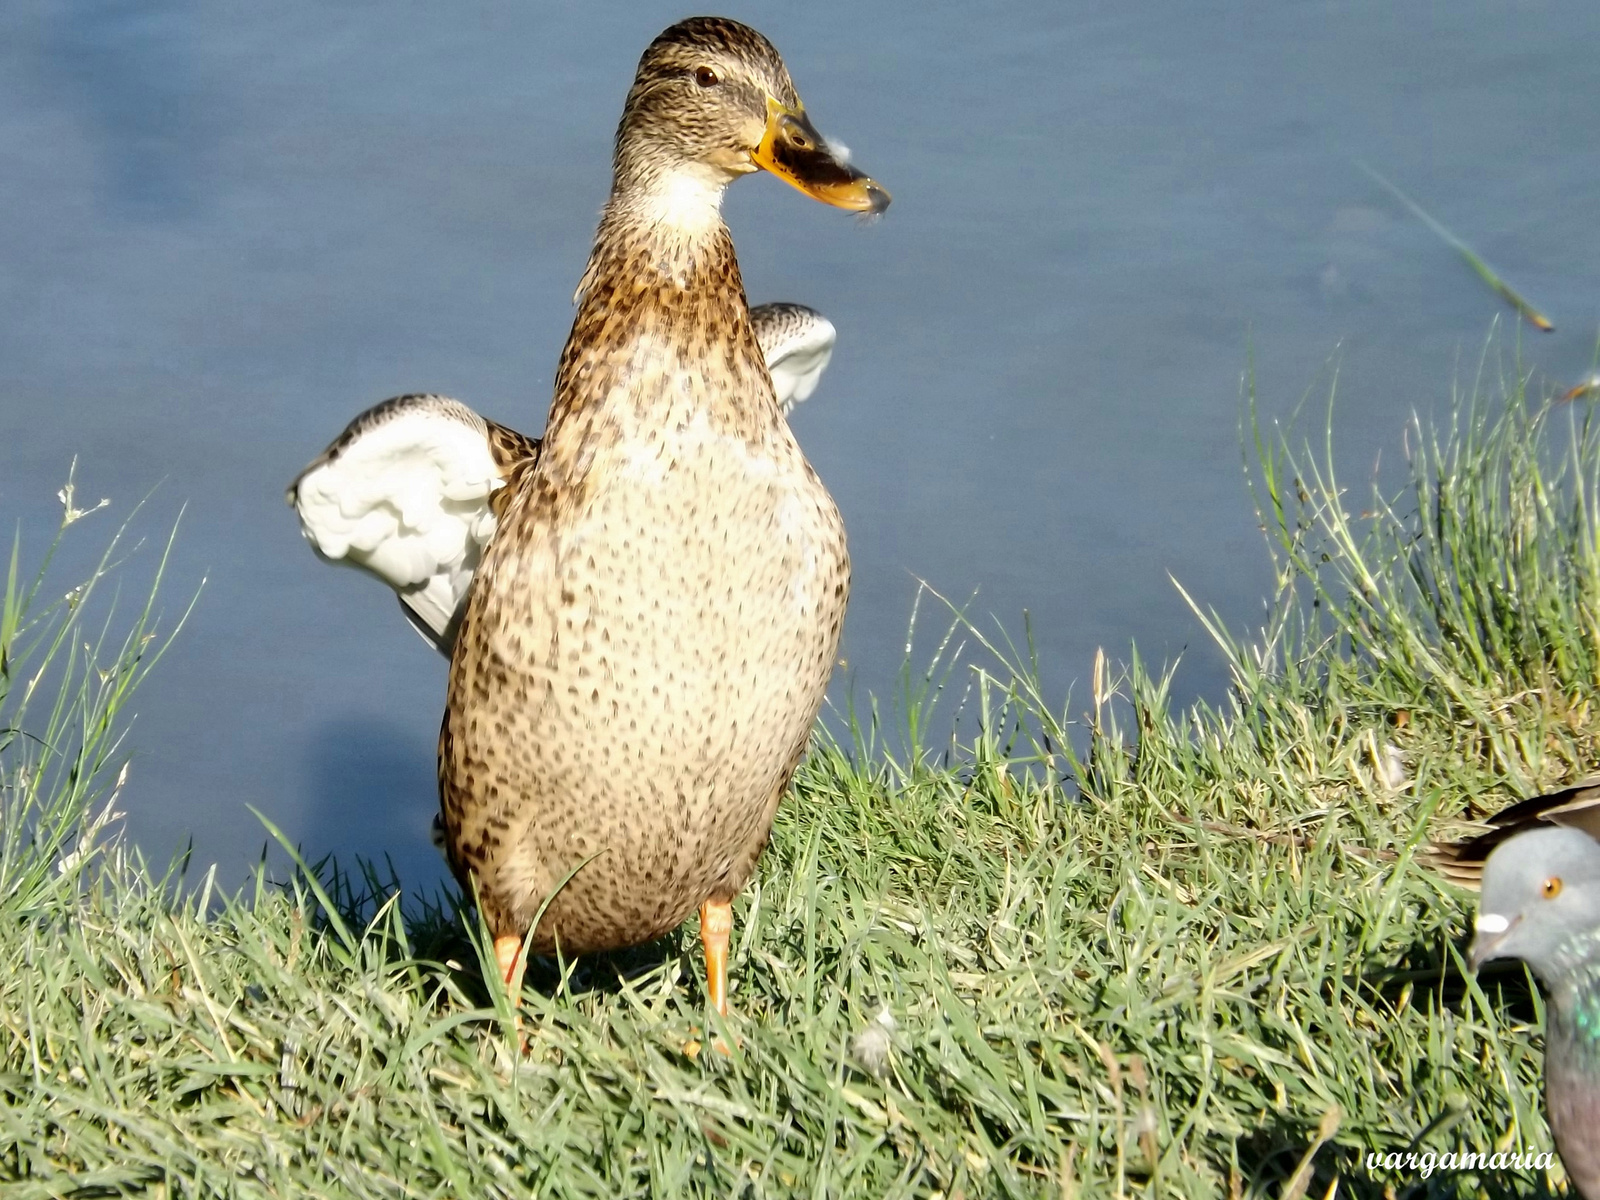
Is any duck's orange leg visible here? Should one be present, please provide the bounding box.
[494,933,527,1006]
[699,898,733,1017]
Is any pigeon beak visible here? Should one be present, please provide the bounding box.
[1468,911,1516,971]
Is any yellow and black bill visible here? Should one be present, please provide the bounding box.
[753,99,890,215]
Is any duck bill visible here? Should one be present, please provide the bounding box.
[753,99,890,215]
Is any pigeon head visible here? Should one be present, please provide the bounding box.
[1470,826,1600,982]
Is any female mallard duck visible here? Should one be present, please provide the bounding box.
[437,17,885,1011]
[289,303,838,657]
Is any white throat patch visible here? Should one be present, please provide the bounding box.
[640,168,727,236]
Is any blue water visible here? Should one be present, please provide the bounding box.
[3,1,1597,888]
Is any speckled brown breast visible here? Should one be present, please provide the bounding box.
[438,217,848,954]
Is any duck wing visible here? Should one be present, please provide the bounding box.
[287,394,539,655]
[751,302,836,415]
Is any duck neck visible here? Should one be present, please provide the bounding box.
[616,156,730,241]
[545,163,774,454]
[578,162,737,298]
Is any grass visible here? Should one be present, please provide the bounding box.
[3,358,1597,1198]
[1359,163,1556,335]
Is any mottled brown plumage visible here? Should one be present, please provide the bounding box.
[286,306,840,662]
[435,17,887,1006]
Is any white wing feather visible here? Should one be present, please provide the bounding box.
[751,303,837,415]
[291,305,837,657]
[289,397,506,654]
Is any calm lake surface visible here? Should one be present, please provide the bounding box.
[3,1,1597,888]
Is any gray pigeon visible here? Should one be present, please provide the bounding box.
[1470,826,1600,1199]
[1429,778,1600,888]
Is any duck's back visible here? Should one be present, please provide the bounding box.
[439,229,848,953]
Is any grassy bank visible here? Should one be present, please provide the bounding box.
[4,364,1597,1198]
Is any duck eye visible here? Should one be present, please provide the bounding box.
[694,66,720,88]
[1542,876,1564,899]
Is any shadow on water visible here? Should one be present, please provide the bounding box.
[297,713,445,898]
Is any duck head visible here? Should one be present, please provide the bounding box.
[613,17,890,218]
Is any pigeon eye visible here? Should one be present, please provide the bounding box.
[1542,876,1564,899]
[694,66,720,88]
